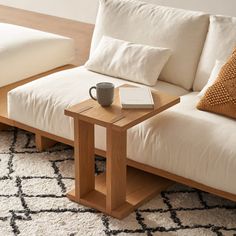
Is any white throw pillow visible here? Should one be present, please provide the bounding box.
[198,60,225,97]
[90,0,209,90]
[194,15,236,91]
[85,36,171,86]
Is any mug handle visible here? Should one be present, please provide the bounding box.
[89,86,97,100]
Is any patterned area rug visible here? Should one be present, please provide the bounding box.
[0,128,236,236]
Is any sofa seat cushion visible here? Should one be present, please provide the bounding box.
[127,92,236,195]
[8,66,188,139]
[8,66,236,195]
[0,23,75,87]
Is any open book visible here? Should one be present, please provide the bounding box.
[119,87,154,109]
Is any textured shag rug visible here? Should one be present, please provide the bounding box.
[0,128,236,236]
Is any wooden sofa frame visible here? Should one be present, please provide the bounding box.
[0,4,235,204]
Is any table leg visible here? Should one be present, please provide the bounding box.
[74,117,95,199]
[0,123,10,131]
[106,127,127,213]
[35,134,57,151]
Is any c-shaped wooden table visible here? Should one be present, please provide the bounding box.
[65,85,180,219]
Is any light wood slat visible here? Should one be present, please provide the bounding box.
[106,127,127,212]
[75,118,95,198]
[35,134,58,151]
[0,123,11,131]
[67,167,173,219]
[127,159,236,202]
[65,84,180,131]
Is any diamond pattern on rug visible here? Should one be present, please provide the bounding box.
[0,128,236,236]
[16,212,105,236]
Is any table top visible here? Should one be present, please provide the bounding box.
[65,84,180,131]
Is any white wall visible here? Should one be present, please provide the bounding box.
[0,0,99,23]
[146,0,236,17]
[0,0,235,24]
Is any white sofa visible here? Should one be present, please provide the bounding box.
[7,0,236,197]
[0,23,75,87]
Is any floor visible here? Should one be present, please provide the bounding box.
[1,128,236,236]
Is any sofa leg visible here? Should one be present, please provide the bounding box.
[35,134,57,151]
[0,123,11,131]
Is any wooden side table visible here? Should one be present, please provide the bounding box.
[65,84,180,219]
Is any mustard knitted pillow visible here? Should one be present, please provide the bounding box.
[197,48,236,119]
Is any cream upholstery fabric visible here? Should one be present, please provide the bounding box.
[90,0,209,90]
[198,60,225,97]
[8,67,236,194]
[8,66,188,140]
[85,36,171,86]
[0,23,75,87]
[194,15,236,91]
[125,92,236,195]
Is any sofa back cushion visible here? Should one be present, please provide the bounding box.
[193,15,236,91]
[90,0,209,90]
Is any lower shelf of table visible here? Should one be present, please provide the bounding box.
[67,167,173,219]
